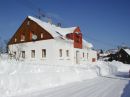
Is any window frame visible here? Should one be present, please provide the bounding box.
[66,50,69,57]
[59,49,62,57]
[41,33,44,38]
[21,33,25,41]
[21,51,25,58]
[31,50,35,58]
[42,49,46,58]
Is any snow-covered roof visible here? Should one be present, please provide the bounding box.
[83,39,93,48]
[28,16,93,48]
[28,16,76,38]
[124,49,130,55]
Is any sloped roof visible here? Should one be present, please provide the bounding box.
[28,16,93,48]
[28,16,76,38]
[83,39,93,48]
[124,49,130,56]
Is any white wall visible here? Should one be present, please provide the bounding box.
[8,39,97,65]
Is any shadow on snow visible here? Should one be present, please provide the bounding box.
[121,80,130,97]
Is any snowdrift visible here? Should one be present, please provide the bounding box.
[0,58,118,97]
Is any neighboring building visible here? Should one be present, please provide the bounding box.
[8,16,97,65]
[108,48,130,64]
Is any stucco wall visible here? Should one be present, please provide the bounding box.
[8,39,97,65]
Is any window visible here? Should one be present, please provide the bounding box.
[66,50,69,57]
[83,52,84,58]
[41,33,44,38]
[59,49,62,57]
[42,49,46,58]
[21,51,25,58]
[87,53,88,59]
[15,38,17,42]
[21,33,25,41]
[31,50,35,58]
[27,20,30,26]
[14,52,16,58]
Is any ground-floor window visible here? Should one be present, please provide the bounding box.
[21,51,25,58]
[66,50,69,57]
[87,53,89,59]
[14,52,16,58]
[59,49,62,57]
[83,52,84,58]
[42,49,46,58]
[31,50,35,58]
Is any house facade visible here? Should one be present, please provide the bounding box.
[8,16,97,65]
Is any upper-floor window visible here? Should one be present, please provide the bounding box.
[27,20,30,26]
[21,33,25,41]
[21,51,25,58]
[41,33,44,38]
[15,38,17,42]
[59,49,62,57]
[66,50,69,57]
[42,49,46,58]
[31,50,35,58]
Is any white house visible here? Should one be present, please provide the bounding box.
[8,16,97,65]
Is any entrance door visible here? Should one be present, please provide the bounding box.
[76,51,80,64]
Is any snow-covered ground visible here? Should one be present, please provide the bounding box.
[0,55,130,97]
[14,76,130,97]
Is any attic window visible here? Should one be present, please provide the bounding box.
[41,33,44,38]
[21,33,25,41]
[15,38,17,42]
[27,20,30,26]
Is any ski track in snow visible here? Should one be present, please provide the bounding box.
[12,75,130,97]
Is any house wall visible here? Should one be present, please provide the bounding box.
[8,39,74,65]
[73,48,97,64]
[8,39,97,65]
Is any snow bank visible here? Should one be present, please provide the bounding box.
[110,61,130,72]
[0,58,118,97]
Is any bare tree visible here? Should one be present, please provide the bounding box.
[8,43,26,61]
[0,37,4,55]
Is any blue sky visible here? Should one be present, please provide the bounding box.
[0,0,130,50]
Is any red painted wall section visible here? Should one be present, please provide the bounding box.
[66,27,82,49]
[73,27,82,49]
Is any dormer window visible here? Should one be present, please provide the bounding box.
[21,33,25,41]
[41,33,44,38]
